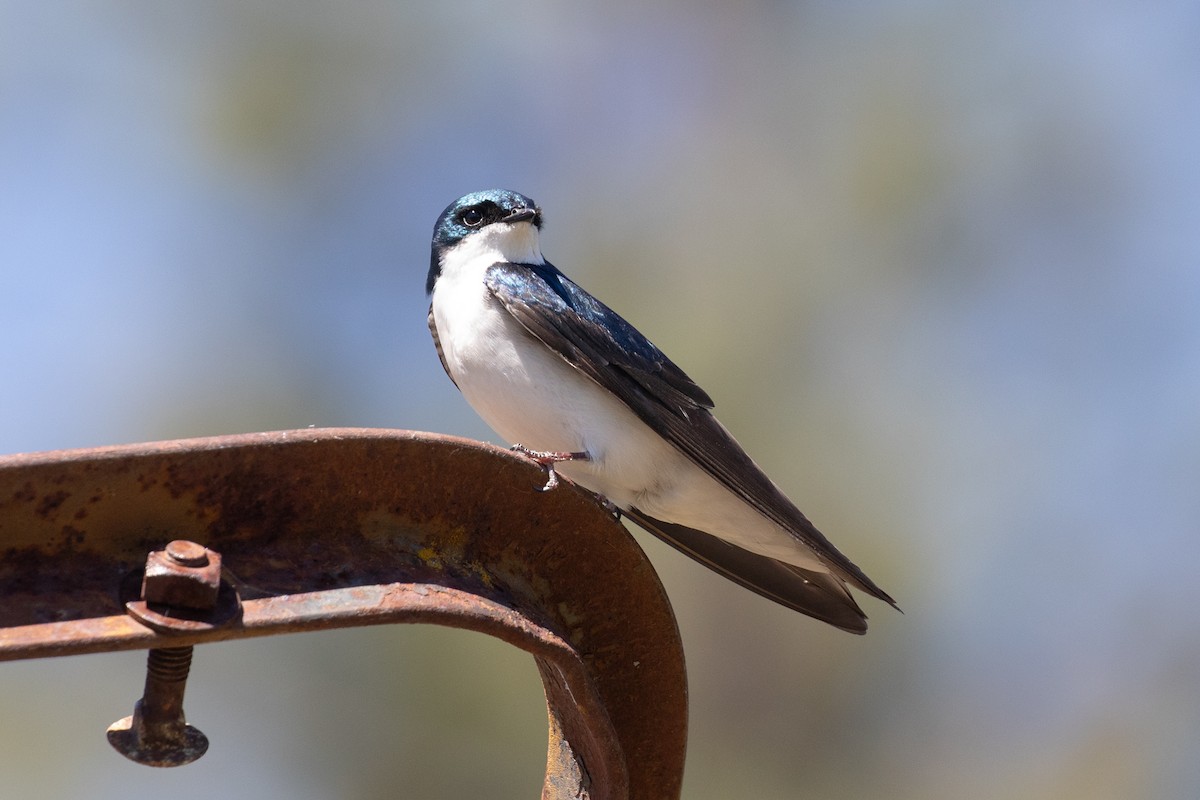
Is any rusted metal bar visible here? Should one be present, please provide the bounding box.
[0,428,688,800]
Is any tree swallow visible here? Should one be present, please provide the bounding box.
[426,189,897,633]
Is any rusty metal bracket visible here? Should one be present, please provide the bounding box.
[0,428,688,800]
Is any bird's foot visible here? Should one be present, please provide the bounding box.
[510,444,590,492]
[595,494,622,520]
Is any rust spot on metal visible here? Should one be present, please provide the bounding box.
[35,490,70,517]
[0,428,688,800]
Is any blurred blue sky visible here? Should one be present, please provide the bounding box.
[3,3,1199,799]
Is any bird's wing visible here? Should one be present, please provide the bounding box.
[623,508,869,632]
[484,261,896,609]
[427,304,458,388]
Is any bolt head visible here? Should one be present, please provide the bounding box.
[165,540,209,567]
[107,710,209,767]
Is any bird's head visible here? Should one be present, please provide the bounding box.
[428,189,544,294]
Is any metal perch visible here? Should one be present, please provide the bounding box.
[0,428,688,800]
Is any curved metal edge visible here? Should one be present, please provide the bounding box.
[0,428,687,800]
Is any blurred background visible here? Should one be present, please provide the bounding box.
[2,2,1198,798]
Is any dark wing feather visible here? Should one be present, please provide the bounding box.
[428,305,458,388]
[484,261,897,611]
[623,508,868,633]
[484,261,712,414]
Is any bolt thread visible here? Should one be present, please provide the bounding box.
[146,646,193,683]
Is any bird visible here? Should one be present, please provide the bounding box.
[425,189,897,633]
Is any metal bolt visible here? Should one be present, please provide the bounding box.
[108,540,226,767]
[165,539,209,567]
[106,646,208,767]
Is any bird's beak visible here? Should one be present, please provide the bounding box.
[503,208,537,224]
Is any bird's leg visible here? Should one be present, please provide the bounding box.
[510,444,590,492]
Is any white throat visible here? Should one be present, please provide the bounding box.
[439,222,543,284]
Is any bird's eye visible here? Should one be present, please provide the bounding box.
[461,208,484,227]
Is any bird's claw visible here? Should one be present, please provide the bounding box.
[596,495,622,519]
[510,444,590,492]
[537,467,560,493]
